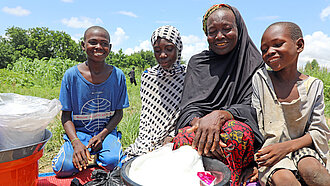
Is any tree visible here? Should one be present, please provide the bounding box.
[305,59,320,72]
[125,50,156,70]
[5,27,31,61]
[140,50,157,69]
[106,49,156,70]
[311,59,320,71]
[107,49,128,67]
[50,30,85,61]
[0,26,85,68]
[0,36,14,68]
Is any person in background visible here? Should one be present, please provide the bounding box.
[128,67,137,86]
[252,21,330,186]
[52,26,129,177]
[172,4,264,185]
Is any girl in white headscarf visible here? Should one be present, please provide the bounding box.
[122,25,186,162]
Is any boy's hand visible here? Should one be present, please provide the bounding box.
[72,139,91,171]
[255,143,290,167]
[239,166,258,186]
[87,135,103,152]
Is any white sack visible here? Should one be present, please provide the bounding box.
[129,144,205,186]
[0,93,62,150]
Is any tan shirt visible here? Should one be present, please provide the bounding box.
[252,68,330,184]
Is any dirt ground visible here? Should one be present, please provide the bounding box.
[39,165,53,173]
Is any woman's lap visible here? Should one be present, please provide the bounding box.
[172,120,255,185]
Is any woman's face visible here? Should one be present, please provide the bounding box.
[206,9,238,55]
[153,38,178,69]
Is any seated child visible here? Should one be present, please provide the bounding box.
[122,25,186,162]
[52,26,129,177]
[252,22,330,185]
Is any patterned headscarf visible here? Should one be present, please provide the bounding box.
[202,4,232,35]
[151,25,183,61]
[123,25,186,162]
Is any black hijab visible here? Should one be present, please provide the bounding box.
[175,5,264,148]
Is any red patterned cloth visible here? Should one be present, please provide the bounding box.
[172,120,255,186]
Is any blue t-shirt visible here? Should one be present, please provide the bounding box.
[59,65,129,134]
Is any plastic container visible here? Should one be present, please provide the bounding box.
[0,129,52,186]
[0,149,43,186]
[121,156,231,186]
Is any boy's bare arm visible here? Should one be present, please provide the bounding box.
[99,109,123,140]
[62,111,91,171]
[62,111,78,140]
[256,133,313,167]
[104,109,124,137]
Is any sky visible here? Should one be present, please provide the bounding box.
[1,0,330,68]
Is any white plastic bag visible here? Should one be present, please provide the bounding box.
[129,144,205,186]
[0,93,62,150]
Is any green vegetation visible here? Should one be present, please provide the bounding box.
[0,26,158,70]
[303,60,330,116]
[0,27,85,68]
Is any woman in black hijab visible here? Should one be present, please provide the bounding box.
[172,4,264,185]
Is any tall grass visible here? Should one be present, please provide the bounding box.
[119,82,141,148]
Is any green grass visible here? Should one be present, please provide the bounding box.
[119,82,141,148]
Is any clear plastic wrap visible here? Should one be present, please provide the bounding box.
[0,93,61,150]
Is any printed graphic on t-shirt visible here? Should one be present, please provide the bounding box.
[73,97,114,132]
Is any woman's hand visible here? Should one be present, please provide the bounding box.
[72,139,91,171]
[192,110,231,157]
[87,135,103,153]
[255,142,291,167]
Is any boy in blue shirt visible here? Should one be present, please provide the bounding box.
[52,26,129,177]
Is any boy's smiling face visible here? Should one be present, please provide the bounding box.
[81,28,111,63]
[261,25,303,71]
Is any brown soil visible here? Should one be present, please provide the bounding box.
[39,165,53,173]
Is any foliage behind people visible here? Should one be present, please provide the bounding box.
[0,26,85,68]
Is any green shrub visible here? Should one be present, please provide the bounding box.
[8,57,79,88]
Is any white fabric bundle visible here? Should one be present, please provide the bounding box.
[128,144,204,186]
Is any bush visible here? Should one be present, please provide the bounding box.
[8,57,79,88]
